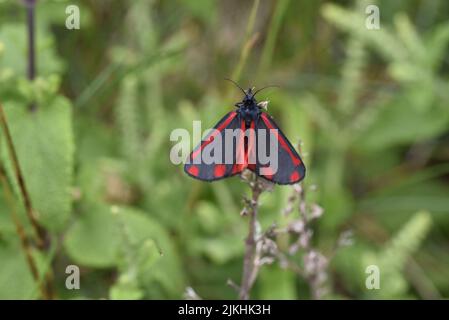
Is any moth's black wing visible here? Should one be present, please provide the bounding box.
[184,111,246,181]
[251,112,306,184]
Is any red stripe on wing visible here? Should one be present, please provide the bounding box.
[191,111,238,160]
[246,120,256,166]
[231,119,246,174]
[261,113,301,166]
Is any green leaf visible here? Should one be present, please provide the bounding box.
[196,201,223,234]
[1,96,74,231]
[193,235,243,265]
[427,22,449,67]
[110,236,161,300]
[0,23,64,77]
[181,0,217,24]
[363,211,432,298]
[322,3,406,61]
[0,239,36,299]
[64,203,120,268]
[356,100,449,151]
[109,278,144,300]
[64,204,185,297]
[258,265,297,299]
[117,207,185,297]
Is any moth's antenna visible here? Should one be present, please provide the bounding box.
[224,78,246,95]
[253,85,279,97]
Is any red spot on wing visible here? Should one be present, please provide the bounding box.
[188,165,199,176]
[214,164,227,178]
[261,114,301,166]
[290,171,300,182]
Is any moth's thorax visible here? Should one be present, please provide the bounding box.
[234,88,262,125]
[237,98,260,125]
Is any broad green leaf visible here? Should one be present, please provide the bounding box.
[64,203,120,267]
[64,204,185,297]
[196,201,224,234]
[258,265,297,299]
[1,97,74,231]
[192,235,243,265]
[118,207,185,297]
[109,279,144,300]
[110,238,161,300]
[356,100,449,151]
[0,239,36,299]
[0,23,64,77]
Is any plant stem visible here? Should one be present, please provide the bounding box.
[297,185,327,300]
[24,0,37,111]
[1,102,57,298]
[0,164,50,299]
[239,178,262,300]
[25,0,36,80]
[0,103,45,248]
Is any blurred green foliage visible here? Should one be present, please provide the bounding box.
[0,0,448,299]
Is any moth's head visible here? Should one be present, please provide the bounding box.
[224,78,278,108]
[243,87,257,104]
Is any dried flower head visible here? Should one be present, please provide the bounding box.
[337,230,354,247]
[310,204,324,220]
[288,219,305,233]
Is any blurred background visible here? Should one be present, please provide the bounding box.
[0,0,448,299]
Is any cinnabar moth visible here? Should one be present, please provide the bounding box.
[184,80,306,185]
